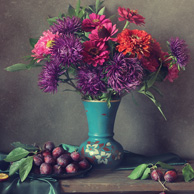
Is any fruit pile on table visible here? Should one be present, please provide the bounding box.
[32,141,90,175]
[2,141,91,182]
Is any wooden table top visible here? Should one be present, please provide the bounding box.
[59,161,194,193]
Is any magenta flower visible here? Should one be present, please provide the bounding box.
[118,7,145,26]
[162,52,179,82]
[82,13,111,32]
[76,66,107,96]
[165,64,179,82]
[89,23,118,42]
[168,37,190,69]
[38,60,63,93]
[106,53,143,94]
[31,30,59,62]
[82,40,110,67]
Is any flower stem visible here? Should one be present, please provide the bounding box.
[64,71,85,98]
[123,21,130,30]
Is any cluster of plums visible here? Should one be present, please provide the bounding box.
[151,169,178,182]
[32,141,90,175]
[151,169,178,194]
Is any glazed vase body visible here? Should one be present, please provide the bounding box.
[79,100,124,169]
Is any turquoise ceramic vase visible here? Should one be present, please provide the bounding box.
[79,100,124,169]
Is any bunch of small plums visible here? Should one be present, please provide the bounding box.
[151,168,178,182]
[32,141,90,175]
[151,168,178,194]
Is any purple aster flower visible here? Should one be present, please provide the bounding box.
[38,60,63,93]
[76,66,107,96]
[50,16,82,34]
[168,37,190,69]
[51,34,83,67]
[106,53,143,94]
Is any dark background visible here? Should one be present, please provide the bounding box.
[1,0,194,159]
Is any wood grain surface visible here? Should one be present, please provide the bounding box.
[59,161,194,193]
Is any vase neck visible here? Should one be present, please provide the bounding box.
[82,100,120,138]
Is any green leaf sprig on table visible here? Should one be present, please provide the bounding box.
[128,161,174,180]
[182,163,194,182]
[128,161,192,193]
[128,161,194,182]
[4,142,39,182]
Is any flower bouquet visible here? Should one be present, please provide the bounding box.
[5,0,190,169]
[6,0,189,119]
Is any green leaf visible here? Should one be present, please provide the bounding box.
[107,99,111,108]
[68,4,76,16]
[61,144,79,153]
[87,5,95,14]
[47,17,58,25]
[147,63,162,88]
[84,31,90,38]
[11,142,39,152]
[156,161,175,170]
[128,164,148,180]
[138,90,167,120]
[139,63,162,93]
[88,96,93,100]
[95,0,100,13]
[29,38,38,48]
[95,0,104,13]
[9,158,26,176]
[78,7,85,18]
[98,6,105,15]
[4,147,30,162]
[141,167,151,180]
[68,66,76,76]
[99,1,104,8]
[151,85,163,96]
[182,163,194,182]
[75,0,80,16]
[5,63,29,72]
[58,13,65,19]
[19,156,33,182]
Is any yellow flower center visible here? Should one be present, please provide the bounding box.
[46,40,54,48]
[93,19,100,23]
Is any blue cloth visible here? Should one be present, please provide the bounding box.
[118,151,186,170]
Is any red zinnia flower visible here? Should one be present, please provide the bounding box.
[116,29,152,59]
[118,7,145,26]
[82,13,111,32]
[82,40,110,67]
[162,52,179,82]
[141,39,162,72]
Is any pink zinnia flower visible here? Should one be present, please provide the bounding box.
[118,7,145,26]
[89,23,118,42]
[82,40,110,67]
[32,30,59,62]
[82,13,111,32]
[162,52,179,82]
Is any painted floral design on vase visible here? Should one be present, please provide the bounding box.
[79,100,124,169]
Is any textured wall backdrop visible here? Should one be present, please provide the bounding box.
[1,0,194,159]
